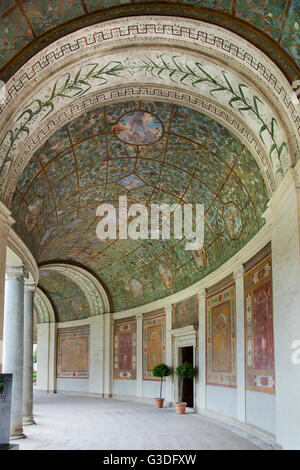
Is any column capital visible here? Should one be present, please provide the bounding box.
[5,265,29,281]
[234,266,244,280]
[136,312,143,321]
[164,304,172,315]
[197,288,206,300]
[24,281,36,293]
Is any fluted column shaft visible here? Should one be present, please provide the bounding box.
[3,265,28,439]
[23,282,36,425]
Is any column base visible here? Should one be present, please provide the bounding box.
[10,431,26,440]
[23,416,36,426]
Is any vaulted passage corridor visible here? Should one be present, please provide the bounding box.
[19,393,274,451]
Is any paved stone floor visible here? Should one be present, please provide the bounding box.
[18,392,274,450]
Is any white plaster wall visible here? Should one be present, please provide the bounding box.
[246,391,276,435]
[113,380,137,397]
[142,380,166,399]
[206,386,237,419]
[36,324,50,391]
[56,378,89,393]
[266,166,300,449]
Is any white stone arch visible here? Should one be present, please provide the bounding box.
[39,263,110,317]
[0,16,299,204]
[34,287,56,324]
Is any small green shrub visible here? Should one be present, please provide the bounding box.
[174,362,196,379]
[175,362,196,402]
[152,363,172,399]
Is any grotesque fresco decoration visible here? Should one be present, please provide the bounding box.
[11,101,269,314]
[222,203,243,240]
[172,295,198,329]
[57,326,89,378]
[244,255,275,393]
[159,264,173,292]
[114,317,136,380]
[206,283,236,387]
[143,312,166,380]
[38,271,90,322]
[24,196,43,232]
[126,279,144,300]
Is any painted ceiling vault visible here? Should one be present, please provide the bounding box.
[38,270,90,322]
[10,101,269,314]
[0,0,299,83]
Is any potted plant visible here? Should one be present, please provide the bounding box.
[152,363,172,408]
[174,362,196,414]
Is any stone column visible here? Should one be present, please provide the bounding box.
[164,304,173,405]
[136,313,143,399]
[234,266,246,423]
[23,281,36,425]
[197,289,206,411]
[3,265,28,439]
[263,162,300,450]
[0,202,15,372]
[103,313,112,398]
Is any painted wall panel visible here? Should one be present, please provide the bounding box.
[206,283,236,388]
[244,255,275,394]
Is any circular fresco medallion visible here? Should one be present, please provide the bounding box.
[112,110,164,146]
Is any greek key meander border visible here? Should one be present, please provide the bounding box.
[3,85,274,205]
[0,22,299,135]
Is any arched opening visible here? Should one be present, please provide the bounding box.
[0,4,299,452]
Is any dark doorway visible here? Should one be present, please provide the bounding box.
[180,346,194,408]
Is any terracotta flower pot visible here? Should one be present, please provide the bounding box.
[175,402,187,414]
[155,398,164,408]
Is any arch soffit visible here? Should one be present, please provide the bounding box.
[34,286,56,324]
[39,263,110,317]
[0,16,299,203]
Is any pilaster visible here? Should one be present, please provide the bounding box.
[136,313,143,399]
[197,288,206,411]
[234,266,246,423]
[164,304,173,404]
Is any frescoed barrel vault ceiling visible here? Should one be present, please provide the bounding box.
[0,0,299,83]
[10,100,269,313]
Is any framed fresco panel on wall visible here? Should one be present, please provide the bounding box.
[206,283,236,388]
[172,295,198,329]
[244,254,275,394]
[57,325,89,378]
[114,317,136,380]
[143,312,166,380]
